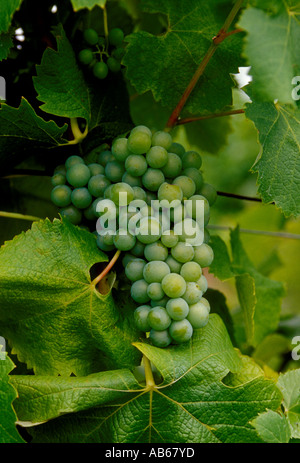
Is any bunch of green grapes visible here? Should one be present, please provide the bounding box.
[77,27,125,79]
[50,125,217,348]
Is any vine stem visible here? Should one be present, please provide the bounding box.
[69,118,88,144]
[0,211,41,221]
[165,0,244,129]
[207,224,300,240]
[176,109,245,126]
[103,5,109,49]
[92,249,121,287]
[143,355,155,388]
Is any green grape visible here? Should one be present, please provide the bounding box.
[66,164,91,188]
[51,173,66,187]
[196,275,208,294]
[161,152,182,179]
[112,47,125,61]
[87,163,105,176]
[122,172,142,187]
[125,258,146,282]
[169,142,185,158]
[151,131,172,150]
[83,203,97,221]
[131,125,152,137]
[150,296,169,308]
[161,273,186,298]
[149,329,172,348]
[200,297,210,312]
[165,255,182,274]
[143,260,170,283]
[134,305,152,332]
[51,185,72,207]
[185,194,210,225]
[127,130,152,155]
[146,146,168,169]
[142,168,165,192]
[107,57,121,73]
[104,184,114,199]
[148,306,171,331]
[131,279,149,304]
[173,176,196,198]
[147,282,165,301]
[96,234,115,252]
[110,182,134,206]
[144,241,168,261]
[88,174,111,197]
[94,198,116,221]
[182,150,202,170]
[161,230,179,248]
[83,28,99,46]
[54,164,67,175]
[136,216,161,244]
[98,150,115,166]
[182,282,203,305]
[108,27,124,47]
[112,138,131,162]
[105,160,125,182]
[157,182,183,204]
[78,49,94,65]
[122,253,135,268]
[60,205,82,225]
[193,243,214,267]
[174,218,201,246]
[71,187,92,209]
[187,302,209,328]
[65,155,84,170]
[169,319,193,343]
[113,229,136,251]
[203,228,210,244]
[132,186,147,201]
[93,61,108,79]
[180,261,202,282]
[145,191,156,205]
[199,183,217,206]
[125,154,148,177]
[171,242,194,263]
[166,298,189,321]
[130,241,146,257]
[183,167,204,191]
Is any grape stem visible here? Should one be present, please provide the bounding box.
[143,355,156,389]
[165,0,244,129]
[103,5,109,49]
[176,109,245,126]
[208,224,300,240]
[92,249,121,287]
[69,118,88,144]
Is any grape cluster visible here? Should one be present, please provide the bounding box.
[50,125,216,348]
[78,27,125,79]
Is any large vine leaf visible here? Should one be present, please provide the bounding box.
[0,98,68,172]
[33,25,91,123]
[0,353,25,443]
[123,0,244,116]
[11,315,282,443]
[0,218,141,376]
[239,1,300,104]
[210,228,285,347]
[0,31,13,61]
[71,0,107,10]
[246,101,300,217]
[0,0,23,33]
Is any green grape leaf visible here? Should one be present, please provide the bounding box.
[11,315,282,443]
[277,369,300,438]
[71,0,107,10]
[0,0,22,33]
[0,353,25,443]
[0,98,68,172]
[250,409,291,443]
[33,25,91,123]
[239,1,300,104]
[210,228,285,347]
[123,0,243,116]
[0,218,141,376]
[246,102,300,217]
[0,31,13,61]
